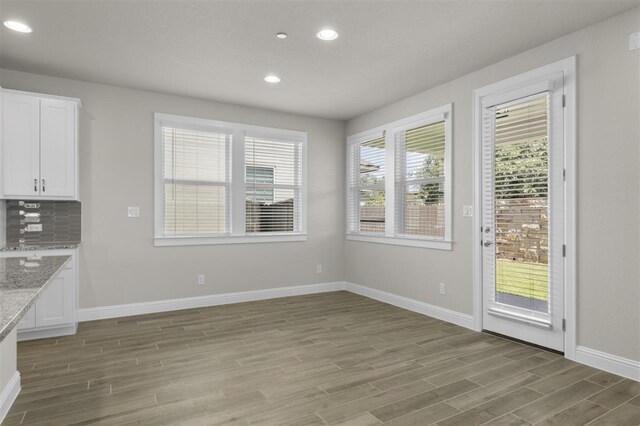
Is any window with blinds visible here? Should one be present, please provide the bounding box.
[245,136,302,234]
[395,120,446,239]
[347,134,386,234]
[346,104,452,249]
[162,126,231,235]
[155,113,307,245]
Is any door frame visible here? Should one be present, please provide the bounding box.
[472,56,577,359]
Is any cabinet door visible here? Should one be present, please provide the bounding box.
[18,305,37,330]
[2,94,41,197]
[35,267,75,328]
[40,99,76,197]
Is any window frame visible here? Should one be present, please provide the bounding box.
[154,113,307,246]
[346,104,453,250]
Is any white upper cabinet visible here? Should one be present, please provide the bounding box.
[1,89,80,200]
[40,98,76,197]
[2,93,40,197]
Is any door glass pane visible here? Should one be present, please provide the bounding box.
[493,94,549,313]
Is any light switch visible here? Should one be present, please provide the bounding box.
[127,207,140,218]
[463,205,473,217]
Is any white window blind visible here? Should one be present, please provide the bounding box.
[162,126,231,236]
[483,93,551,314]
[245,135,303,234]
[395,120,446,239]
[347,135,386,234]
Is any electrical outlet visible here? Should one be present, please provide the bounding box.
[630,32,639,51]
[198,274,205,285]
[316,264,323,274]
[439,283,446,295]
[463,205,473,217]
[127,207,140,218]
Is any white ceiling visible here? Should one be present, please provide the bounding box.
[0,1,638,120]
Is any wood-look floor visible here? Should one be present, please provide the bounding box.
[3,291,640,426]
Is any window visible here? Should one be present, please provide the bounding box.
[162,125,231,235]
[245,134,303,234]
[346,104,452,250]
[347,133,386,234]
[395,120,446,239]
[155,113,306,246]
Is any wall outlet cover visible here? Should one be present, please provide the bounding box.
[463,205,473,217]
[630,32,639,51]
[127,207,140,218]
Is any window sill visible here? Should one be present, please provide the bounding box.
[346,234,453,250]
[155,233,308,247]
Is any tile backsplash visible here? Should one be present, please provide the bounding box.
[6,200,81,245]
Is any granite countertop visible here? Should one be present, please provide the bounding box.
[0,242,80,252]
[0,255,71,341]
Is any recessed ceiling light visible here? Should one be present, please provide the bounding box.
[316,28,338,41]
[3,20,32,33]
[264,75,281,83]
[276,32,287,39]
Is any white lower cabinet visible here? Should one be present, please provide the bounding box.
[7,248,79,341]
[18,303,36,329]
[33,266,75,329]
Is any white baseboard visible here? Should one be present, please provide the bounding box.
[345,282,475,330]
[79,282,347,322]
[18,324,77,342]
[0,372,20,424]
[575,346,640,381]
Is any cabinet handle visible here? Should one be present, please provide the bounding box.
[42,179,46,192]
[34,179,38,192]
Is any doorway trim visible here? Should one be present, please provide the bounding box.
[472,56,577,359]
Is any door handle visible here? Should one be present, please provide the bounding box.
[483,241,493,247]
[42,179,46,192]
[33,178,38,192]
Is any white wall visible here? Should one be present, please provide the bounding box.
[0,69,346,309]
[345,9,640,362]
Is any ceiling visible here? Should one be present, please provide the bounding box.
[0,1,638,120]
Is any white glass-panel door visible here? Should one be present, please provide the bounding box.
[481,75,565,351]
